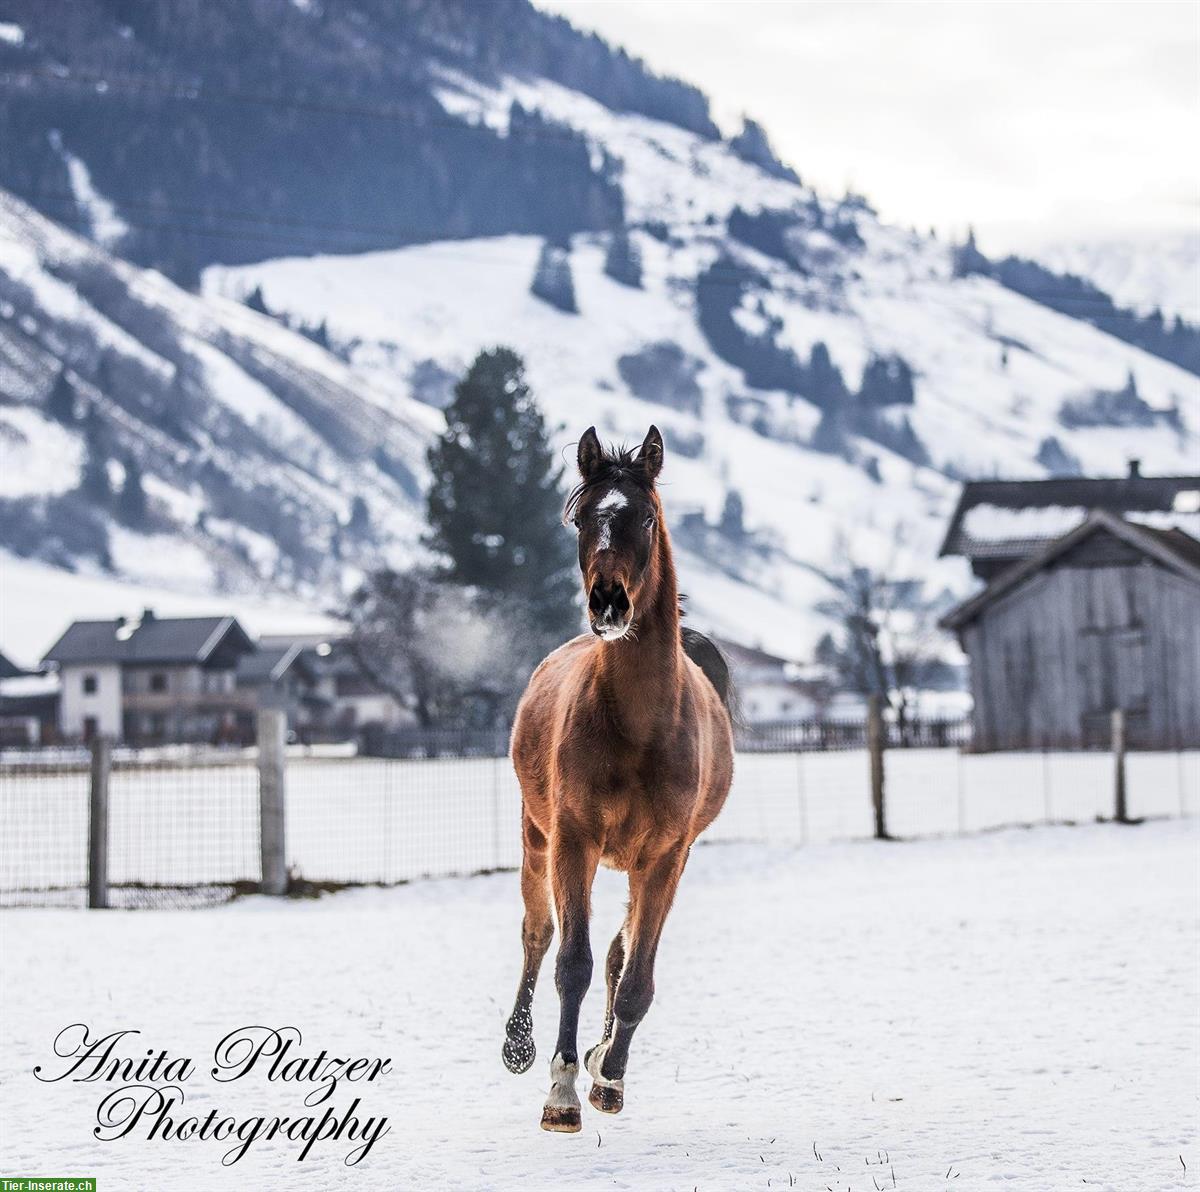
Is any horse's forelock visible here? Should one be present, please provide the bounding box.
[562,445,653,525]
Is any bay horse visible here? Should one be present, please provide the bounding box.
[502,424,735,1132]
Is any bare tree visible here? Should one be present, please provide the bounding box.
[815,532,954,738]
[345,566,550,727]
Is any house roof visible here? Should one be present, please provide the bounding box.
[0,650,28,680]
[710,635,795,672]
[940,511,1200,631]
[236,643,316,684]
[939,471,1200,561]
[42,613,254,666]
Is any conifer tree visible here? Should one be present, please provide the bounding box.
[530,240,578,313]
[118,455,148,526]
[604,228,643,288]
[426,348,578,638]
[47,366,77,423]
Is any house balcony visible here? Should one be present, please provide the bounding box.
[121,690,260,713]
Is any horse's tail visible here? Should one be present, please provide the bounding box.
[680,627,741,728]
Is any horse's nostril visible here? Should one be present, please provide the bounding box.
[588,585,606,614]
[613,587,630,614]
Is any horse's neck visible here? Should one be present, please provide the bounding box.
[592,527,682,720]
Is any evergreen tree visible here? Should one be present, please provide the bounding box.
[952,226,991,278]
[426,348,577,637]
[80,411,113,507]
[244,285,271,316]
[604,228,643,288]
[347,495,370,537]
[720,490,745,539]
[118,456,148,526]
[47,366,77,423]
[807,342,849,407]
[530,240,578,313]
[857,354,915,407]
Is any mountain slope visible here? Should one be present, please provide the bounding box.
[0,189,436,622]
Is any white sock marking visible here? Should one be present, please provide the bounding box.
[545,1052,580,1110]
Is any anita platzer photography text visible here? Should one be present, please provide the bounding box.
[0,2,1197,1190]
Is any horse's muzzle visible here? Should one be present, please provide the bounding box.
[588,578,632,640]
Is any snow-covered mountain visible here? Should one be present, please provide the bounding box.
[0,190,436,635]
[1,1,1198,666]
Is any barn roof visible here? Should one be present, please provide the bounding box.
[938,470,1200,562]
[940,511,1200,631]
[43,612,254,666]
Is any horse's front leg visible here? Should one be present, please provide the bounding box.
[502,813,553,1074]
[540,824,600,1133]
[585,843,687,1114]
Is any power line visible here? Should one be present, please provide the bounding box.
[0,65,641,147]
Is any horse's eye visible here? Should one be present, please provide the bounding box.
[643,515,655,529]
[572,517,581,529]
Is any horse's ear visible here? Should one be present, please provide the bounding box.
[578,426,603,479]
[637,425,664,482]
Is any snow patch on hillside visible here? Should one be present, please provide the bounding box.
[0,406,83,497]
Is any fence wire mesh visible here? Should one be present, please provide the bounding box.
[2,733,1196,909]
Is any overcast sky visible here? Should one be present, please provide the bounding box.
[537,0,1200,253]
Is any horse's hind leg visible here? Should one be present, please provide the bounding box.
[585,918,627,1113]
[586,845,687,1112]
[502,814,553,1074]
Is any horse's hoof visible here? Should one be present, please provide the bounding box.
[588,1082,624,1114]
[502,1034,536,1074]
[585,1041,625,1113]
[540,1105,582,1132]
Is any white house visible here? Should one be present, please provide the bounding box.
[42,610,255,744]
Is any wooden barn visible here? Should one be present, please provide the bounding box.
[941,509,1200,750]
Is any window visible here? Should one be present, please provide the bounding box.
[82,673,98,695]
[82,716,98,741]
[150,672,168,693]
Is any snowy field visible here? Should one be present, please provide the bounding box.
[0,820,1196,1191]
[1,749,1198,898]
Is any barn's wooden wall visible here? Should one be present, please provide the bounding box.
[963,558,1200,750]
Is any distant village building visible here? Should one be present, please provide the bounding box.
[235,642,323,741]
[713,637,824,724]
[0,650,58,746]
[940,469,1200,751]
[42,611,255,745]
[256,635,412,738]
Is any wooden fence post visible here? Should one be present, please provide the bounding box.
[868,695,889,840]
[257,708,288,895]
[1111,708,1128,824]
[88,735,110,909]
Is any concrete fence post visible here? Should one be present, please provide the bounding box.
[1111,708,1128,824]
[868,694,889,840]
[88,736,111,909]
[257,708,288,895]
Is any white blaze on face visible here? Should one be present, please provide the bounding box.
[595,487,628,551]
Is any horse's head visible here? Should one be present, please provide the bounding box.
[565,425,665,642]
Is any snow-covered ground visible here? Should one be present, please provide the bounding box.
[1,820,1196,1190]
